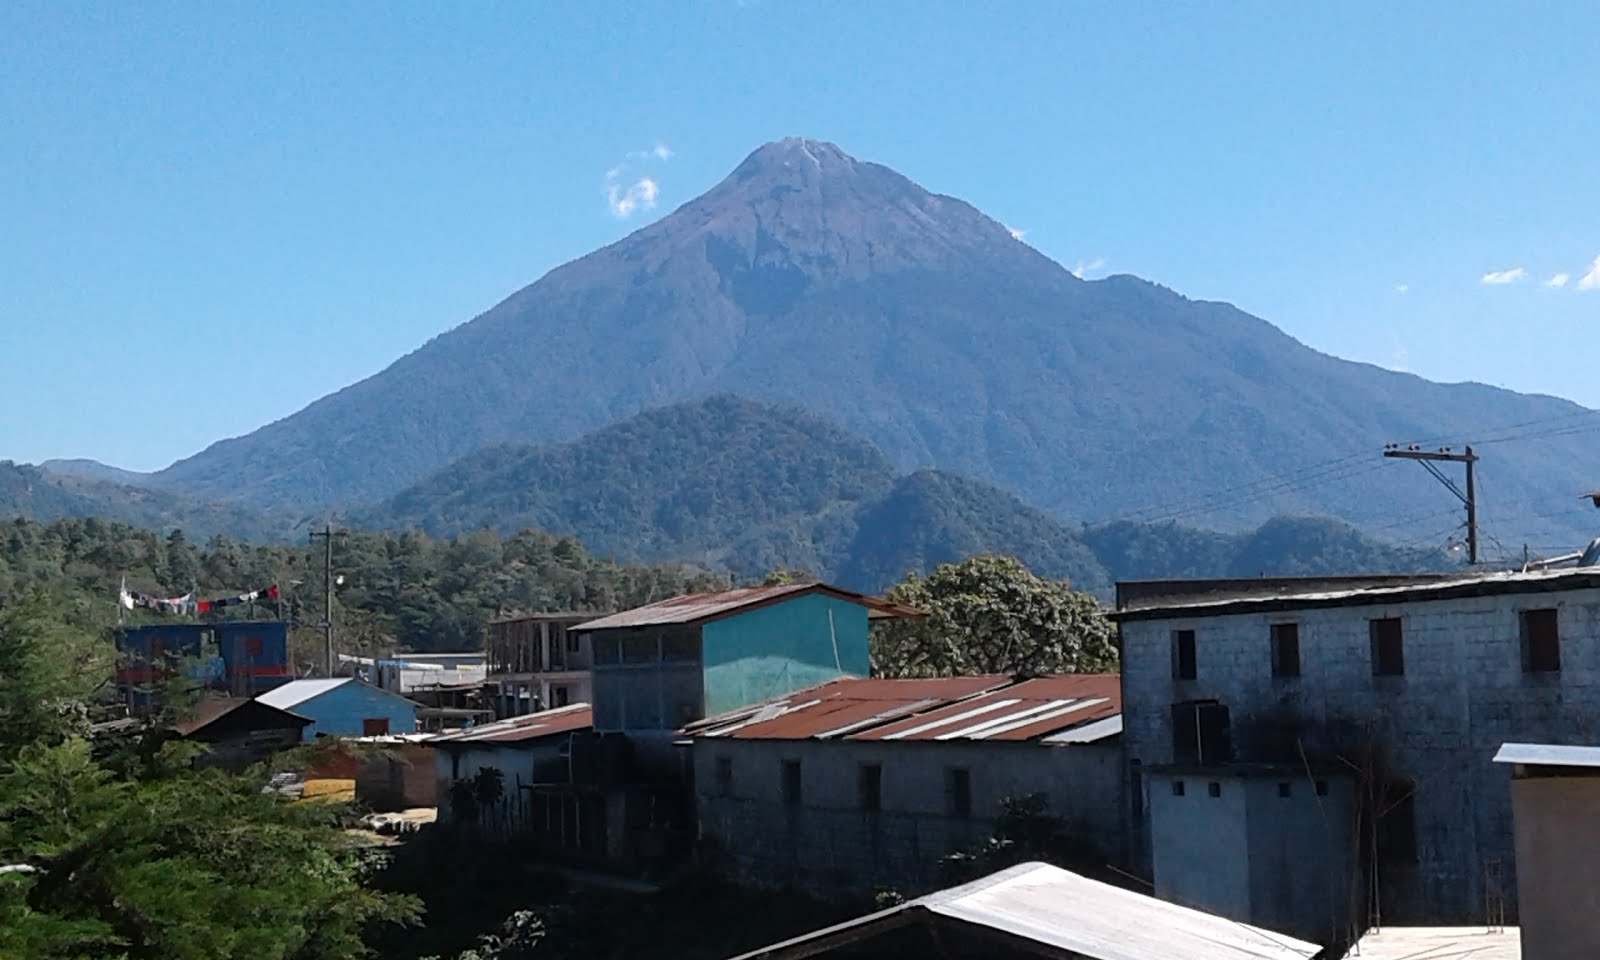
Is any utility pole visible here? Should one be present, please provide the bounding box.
[1383,444,1479,564]
[308,524,338,677]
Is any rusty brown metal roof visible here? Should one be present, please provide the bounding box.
[574,582,924,632]
[427,703,592,745]
[172,696,312,737]
[683,674,1121,744]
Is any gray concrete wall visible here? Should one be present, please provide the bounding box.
[692,737,1123,898]
[1149,771,1251,921]
[1120,587,1600,923]
[1509,775,1600,960]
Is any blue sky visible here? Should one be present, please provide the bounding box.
[3,1,1598,471]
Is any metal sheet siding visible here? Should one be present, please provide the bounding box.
[293,682,417,740]
[700,593,870,716]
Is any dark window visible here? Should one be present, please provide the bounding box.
[1370,618,1405,676]
[1207,781,1222,798]
[1172,780,1186,796]
[946,768,973,818]
[1278,782,1292,798]
[362,717,390,736]
[566,630,582,654]
[622,635,658,664]
[1271,623,1301,678]
[858,764,882,812]
[1172,629,1197,680]
[552,685,570,707]
[1522,609,1561,672]
[1377,783,1418,863]
[781,759,802,805]
[1315,780,1329,796]
[714,756,733,797]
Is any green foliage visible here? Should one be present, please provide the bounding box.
[0,596,111,762]
[0,739,419,959]
[872,555,1116,678]
[0,515,719,656]
[0,609,420,959]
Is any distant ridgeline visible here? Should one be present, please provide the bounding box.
[352,396,1455,593]
[7,398,1458,608]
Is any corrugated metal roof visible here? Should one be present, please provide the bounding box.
[1113,567,1600,622]
[172,696,311,736]
[729,861,1318,960]
[255,678,353,709]
[575,582,923,632]
[427,703,592,745]
[683,674,1120,744]
[1493,741,1600,768]
[1343,926,1520,959]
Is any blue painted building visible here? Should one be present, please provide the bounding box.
[254,678,419,740]
[577,583,921,734]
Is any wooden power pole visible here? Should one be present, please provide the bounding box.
[308,524,339,676]
[1383,444,1479,564]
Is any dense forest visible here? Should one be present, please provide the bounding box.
[0,515,721,660]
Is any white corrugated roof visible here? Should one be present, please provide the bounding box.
[1494,741,1600,768]
[255,678,354,710]
[730,861,1318,960]
[1343,926,1520,959]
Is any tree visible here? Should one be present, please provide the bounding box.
[871,555,1116,678]
[0,739,420,959]
[0,595,109,763]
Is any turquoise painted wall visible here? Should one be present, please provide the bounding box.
[700,593,871,716]
[295,682,417,740]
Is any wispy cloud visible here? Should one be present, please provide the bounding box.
[1578,254,1600,290]
[1071,257,1107,279]
[603,143,672,219]
[1547,272,1571,288]
[1006,225,1027,241]
[1480,267,1527,285]
[1394,283,1409,295]
[607,176,659,218]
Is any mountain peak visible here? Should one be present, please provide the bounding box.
[735,137,858,176]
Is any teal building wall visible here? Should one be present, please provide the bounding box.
[700,593,871,716]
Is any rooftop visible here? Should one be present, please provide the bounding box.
[730,861,1317,960]
[1494,741,1600,769]
[682,674,1121,744]
[427,703,593,745]
[1112,567,1600,622]
[255,678,353,710]
[1342,926,1520,960]
[172,696,310,736]
[575,582,923,632]
[488,610,608,625]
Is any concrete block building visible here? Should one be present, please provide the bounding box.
[684,673,1124,898]
[577,582,922,737]
[1113,568,1600,941]
[485,612,602,716]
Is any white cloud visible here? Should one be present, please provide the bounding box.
[1394,283,1409,295]
[1578,254,1600,290]
[1071,257,1107,279]
[607,176,659,218]
[1480,267,1527,285]
[1547,272,1571,288]
[1006,225,1027,241]
[603,144,671,218]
